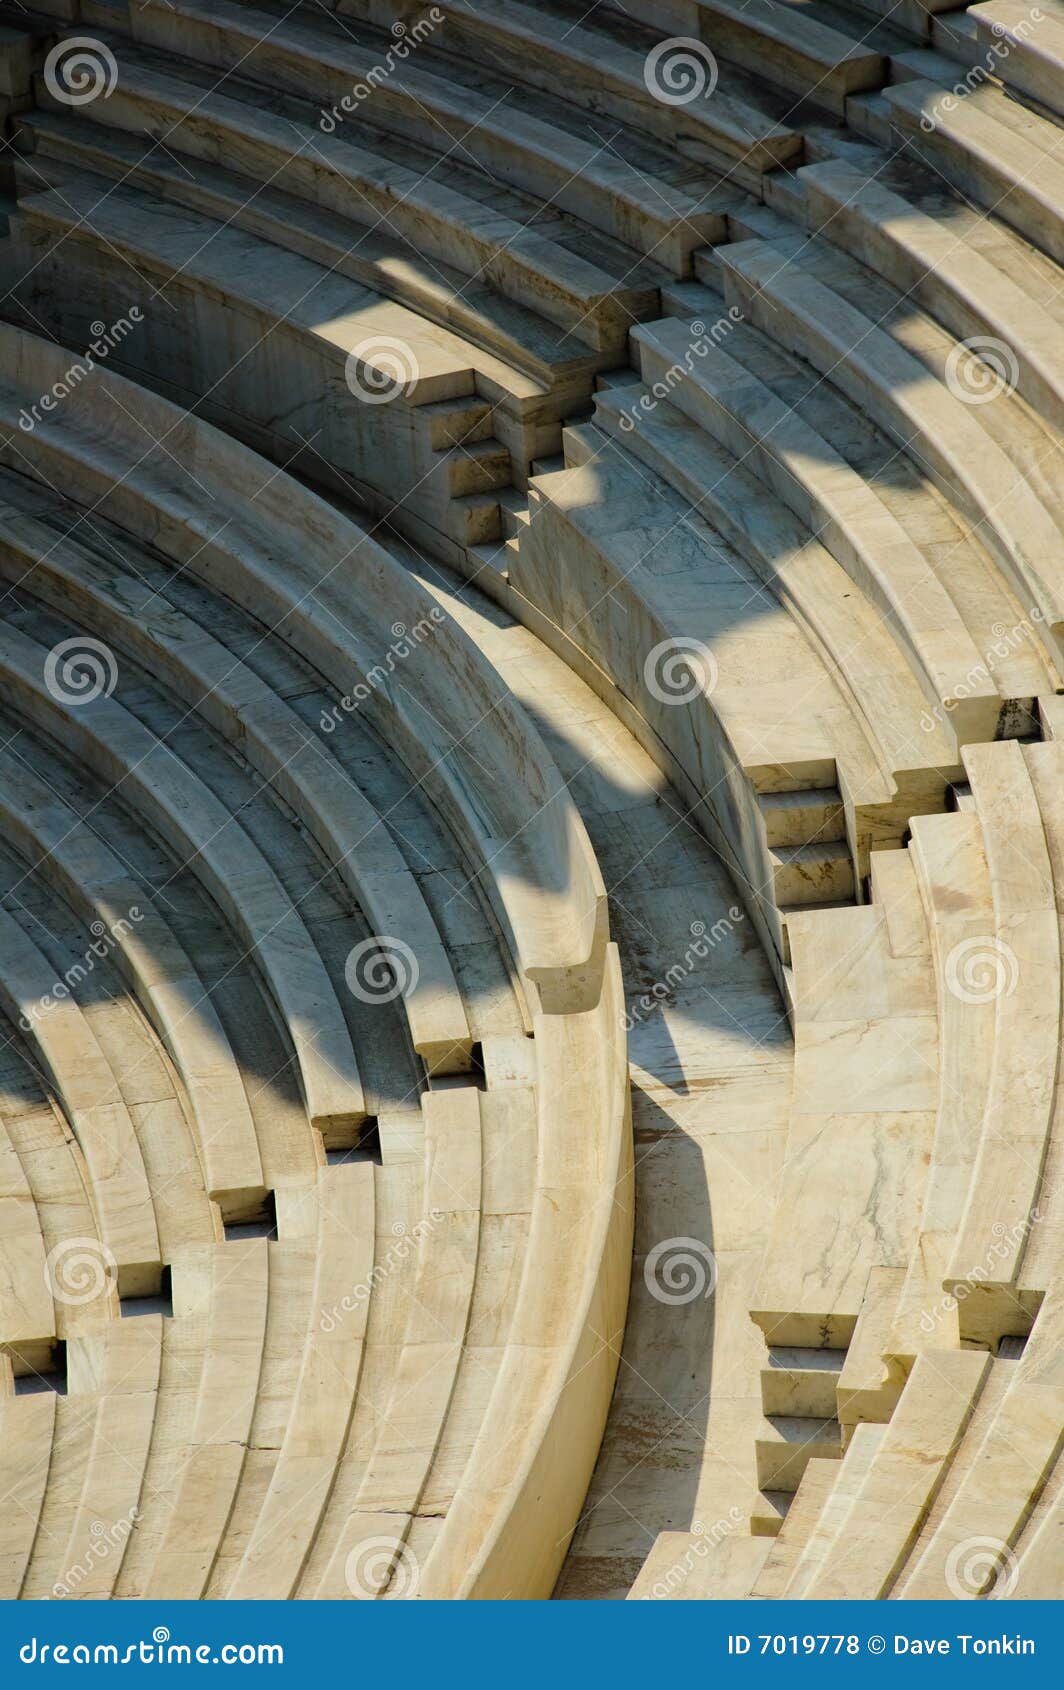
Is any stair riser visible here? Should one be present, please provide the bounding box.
[759,794,846,850]
[772,855,855,908]
[761,1370,843,1422]
[755,1436,842,1494]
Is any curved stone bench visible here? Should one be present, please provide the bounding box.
[18,107,598,456]
[714,235,1064,666]
[0,492,473,1078]
[0,622,368,1146]
[311,1086,481,1598]
[222,1165,375,1600]
[0,1393,55,1597]
[631,309,1008,747]
[971,0,1064,120]
[0,1110,54,1378]
[797,158,1064,434]
[292,1152,425,1596]
[943,739,1059,1346]
[33,1318,162,1600]
[34,45,660,356]
[658,0,889,114]
[898,1286,1064,1597]
[136,1240,270,1599]
[417,945,631,1598]
[0,905,160,1299]
[883,78,1064,265]
[334,0,802,177]
[515,419,887,983]
[796,1348,991,1598]
[0,746,266,1225]
[589,375,960,823]
[8,180,507,556]
[102,0,737,269]
[886,809,996,1368]
[0,327,608,1018]
[1010,1455,1064,1597]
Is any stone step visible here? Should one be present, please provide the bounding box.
[782,1420,887,1595]
[139,1240,270,1598]
[0,322,609,1018]
[942,740,1059,1347]
[16,107,601,444]
[882,76,1064,265]
[0,489,476,1079]
[328,0,803,176]
[106,0,746,267]
[0,743,268,1229]
[0,1109,55,1378]
[591,377,961,802]
[633,309,1013,744]
[7,176,512,555]
[758,788,846,850]
[0,616,370,1145]
[768,840,855,908]
[309,1088,480,1597]
[970,0,1064,121]
[886,809,994,1366]
[33,43,661,355]
[761,1345,846,1418]
[711,236,1064,673]
[0,1395,55,1596]
[835,1265,906,1438]
[688,0,892,114]
[751,1456,841,1595]
[27,1320,161,1599]
[805,1348,991,1597]
[755,1414,843,1492]
[628,1531,772,1598]
[797,156,1064,435]
[0,905,161,1300]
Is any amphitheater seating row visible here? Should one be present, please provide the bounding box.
[84,0,742,265]
[0,326,608,1020]
[0,324,630,1599]
[2,0,1063,1607]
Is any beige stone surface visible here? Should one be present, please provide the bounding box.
[3,0,1064,1605]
